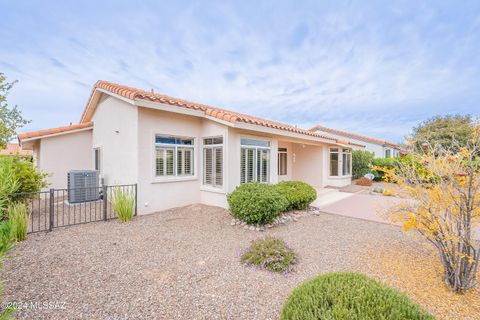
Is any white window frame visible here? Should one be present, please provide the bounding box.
[342,148,352,176]
[329,147,352,178]
[153,134,196,182]
[385,149,392,158]
[240,137,271,183]
[202,136,224,188]
[278,147,287,176]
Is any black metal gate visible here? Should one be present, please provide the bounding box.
[13,184,137,233]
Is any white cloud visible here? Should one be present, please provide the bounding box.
[1,1,479,142]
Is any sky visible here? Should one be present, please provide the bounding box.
[1,1,479,143]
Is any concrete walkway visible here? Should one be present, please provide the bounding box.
[313,188,480,239]
[313,188,400,225]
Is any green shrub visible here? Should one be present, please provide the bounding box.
[7,156,48,201]
[352,150,374,179]
[275,181,316,211]
[0,221,15,319]
[0,157,20,218]
[396,153,437,183]
[227,182,288,225]
[0,221,14,265]
[280,272,434,320]
[241,237,297,274]
[0,156,47,211]
[112,188,135,222]
[7,203,27,241]
[371,157,399,181]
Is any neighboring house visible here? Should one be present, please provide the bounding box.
[0,143,33,157]
[18,81,364,214]
[309,125,403,158]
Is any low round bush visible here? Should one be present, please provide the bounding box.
[280,272,434,320]
[241,236,297,274]
[227,182,288,225]
[275,181,316,211]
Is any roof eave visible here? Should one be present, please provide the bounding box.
[18,126,93,143]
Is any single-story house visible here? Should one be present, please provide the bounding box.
[309,125,403,158]
[18,81,364,214]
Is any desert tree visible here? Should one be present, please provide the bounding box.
[0,73,29,149]
[377,128,480,293]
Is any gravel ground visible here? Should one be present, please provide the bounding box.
[2,204,423,320]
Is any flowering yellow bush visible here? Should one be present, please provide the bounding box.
[377,141,480,293]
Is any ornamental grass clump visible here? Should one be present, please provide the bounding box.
[7,202,27,241]
[112,188,135,223]
[280,272,434,320]
[241,236,297,274]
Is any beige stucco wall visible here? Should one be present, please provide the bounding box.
[291,143,324,188]
[92,95,138,186]
[137,107,203,214]
[37,129,93,189]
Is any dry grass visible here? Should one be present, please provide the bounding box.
[359,239,480,320]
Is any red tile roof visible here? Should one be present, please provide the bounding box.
[309,124,400,148]
[0,143,33,156]
[82,81,365,147]
[18,122,93,141]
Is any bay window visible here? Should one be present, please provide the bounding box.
[240,138,270,183]
[329,147,352,177]
[342,149,351,175]
[155,136,194,177]
[203,137,223,187]
[329,148,339,176]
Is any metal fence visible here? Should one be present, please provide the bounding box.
[13,184,137,233]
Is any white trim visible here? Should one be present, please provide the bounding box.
[136,99,205,118]
[96,88,136,105]
[151,132,197,182]
[20,127,93,142]
[328,147,353,178]
[200,185,227,194]
[151,176,198,184]
[233,122,337,144]
[202,135,225,189]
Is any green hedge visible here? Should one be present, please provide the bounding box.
[352,150,374,179]
[371,157,399,181]
[227,183,288,225]
[280,272,434,320]
[275,181,316,211]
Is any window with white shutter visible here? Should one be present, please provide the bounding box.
[155,136,194,177]
[240,138,270,183]
[203,137,223,187]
